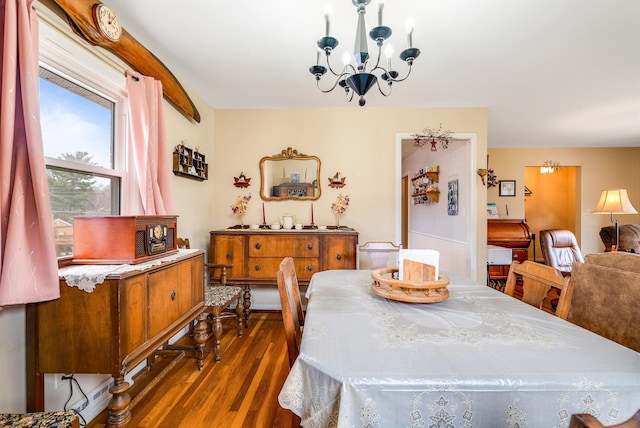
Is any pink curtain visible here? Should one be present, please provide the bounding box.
[126,70,174,214]
[0,0,60,307]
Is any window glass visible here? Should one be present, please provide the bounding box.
[39,67,121,257]
[39,68,114,169]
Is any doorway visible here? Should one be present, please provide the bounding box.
[524,166,580,262]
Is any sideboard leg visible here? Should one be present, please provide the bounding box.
[242,284,252,328]
[193,312,208,370]
[107,377,131,427]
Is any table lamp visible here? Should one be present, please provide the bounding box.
[592,189,638,250]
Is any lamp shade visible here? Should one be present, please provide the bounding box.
[592,189,638,214]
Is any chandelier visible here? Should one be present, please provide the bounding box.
[309,0,420,106]
[540,160,560,175]
[412,124,452,151]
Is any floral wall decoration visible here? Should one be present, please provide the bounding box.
[486,169,497,188]
[233,172,251,188]
[328,172,346,188]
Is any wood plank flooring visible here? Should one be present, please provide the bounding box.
[87,312,297,428]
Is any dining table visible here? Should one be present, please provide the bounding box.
[278,269,640,427]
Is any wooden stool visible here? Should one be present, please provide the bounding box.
[204,285,243,362]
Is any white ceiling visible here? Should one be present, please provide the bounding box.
[103,0,640,149]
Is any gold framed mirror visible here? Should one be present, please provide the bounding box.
[259,147,321,201]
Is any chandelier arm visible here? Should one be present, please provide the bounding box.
[326,56,357,77]
[315,73,352,94]
[345,88,354,102]
[381,64,414,83]
[375,78,392,97]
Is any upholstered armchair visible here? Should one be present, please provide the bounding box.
[539,229,584,275]
[599,224,640,253]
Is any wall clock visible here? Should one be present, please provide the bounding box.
[93,4,122,42]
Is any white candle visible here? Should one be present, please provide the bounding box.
[405,19,414,48]
[377,1,384,26]
[324,12,330,36]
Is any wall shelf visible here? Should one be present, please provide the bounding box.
[411,191,440,203]
[411,167,440,204]
[173,144,208,181]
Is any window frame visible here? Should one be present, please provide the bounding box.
[38,7,134,261]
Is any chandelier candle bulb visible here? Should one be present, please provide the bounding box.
[385,44,393,69]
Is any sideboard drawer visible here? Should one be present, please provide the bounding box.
[248,235,319,258]
[248,257,319,279]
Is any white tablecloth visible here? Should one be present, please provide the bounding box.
[278,270,640,427]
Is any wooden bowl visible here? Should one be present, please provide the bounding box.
[370,267,449,303]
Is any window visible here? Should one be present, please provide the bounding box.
[39,67,125,257]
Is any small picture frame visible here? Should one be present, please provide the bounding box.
[291,173,300,183]
[487,203,499,218]
[499,180,516,197]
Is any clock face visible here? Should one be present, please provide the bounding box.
[94,4,122,42]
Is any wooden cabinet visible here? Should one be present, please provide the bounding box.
[28,250,206,427]
[210,229,359,285]
[487,219,532,290]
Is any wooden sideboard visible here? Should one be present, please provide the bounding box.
[27,250,207,427]
[487,219,532,290]
[210,228,358,320]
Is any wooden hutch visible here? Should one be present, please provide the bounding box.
[487,219,532,289]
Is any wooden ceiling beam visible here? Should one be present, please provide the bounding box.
[50,0,201,123]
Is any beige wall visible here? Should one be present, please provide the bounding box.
[211,107,488,282]
[488,148,640,256]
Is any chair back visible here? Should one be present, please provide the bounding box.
[570,409,640,428]
[540,229,583,274]
[504,260,573,319]
[277,257,304,367]
[177,237,190,249]
[359,241,402,270]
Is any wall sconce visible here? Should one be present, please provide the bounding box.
[592,189,638,250]
[540,160,560,175]
[477,169,487,185]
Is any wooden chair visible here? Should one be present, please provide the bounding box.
[570,409,640,428]
[176,237,191,249]
[504,260,573,319]
[359,241,402,270]
[276,257,304,367]
[177,238,242,362]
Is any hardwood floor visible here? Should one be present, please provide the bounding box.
[87,312,297,428]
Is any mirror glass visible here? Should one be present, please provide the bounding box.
[259,147,321,201]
